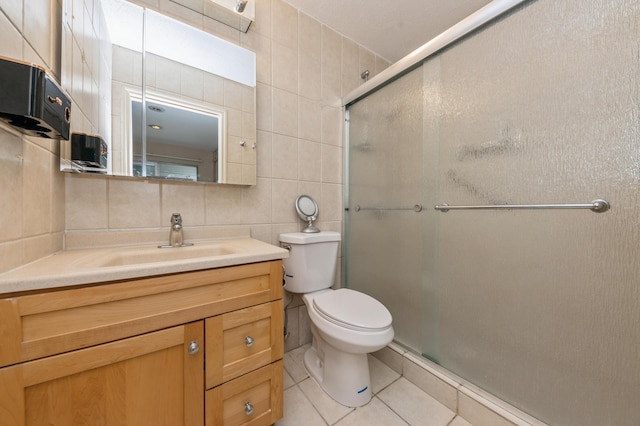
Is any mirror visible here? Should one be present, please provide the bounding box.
[60,0,257,185]
[295,195,320,233]
[169,0,255,33]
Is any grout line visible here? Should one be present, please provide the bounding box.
[372,395,412,426]
[294,381,331,426]
[372,374,402,396]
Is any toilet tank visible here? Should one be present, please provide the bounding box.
[279,231,341,293]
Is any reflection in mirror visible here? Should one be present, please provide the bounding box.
[130,97,222,182]
[60,0,257,185]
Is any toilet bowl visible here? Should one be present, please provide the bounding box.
[279,231,394,407]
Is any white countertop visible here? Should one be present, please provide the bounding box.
[0,237,288,295]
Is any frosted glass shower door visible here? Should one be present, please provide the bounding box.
[422,2,640,425]
[346,1,640,424]
[346,67,428,350]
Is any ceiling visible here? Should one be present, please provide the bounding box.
[283,0,494,63]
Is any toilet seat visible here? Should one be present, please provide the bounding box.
[312,288,392,332]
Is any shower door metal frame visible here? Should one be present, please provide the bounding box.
[342,0,528,108]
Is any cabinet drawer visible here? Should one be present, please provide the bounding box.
[205,360,283,426]
[206,300,283,388]
[0,260,282,367]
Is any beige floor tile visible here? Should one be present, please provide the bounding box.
[276,386,328,426]
[284,344,311,383]
[378,378,455,426]
[298,377,355,424]
[283,368,295,389]
[335,397,409,426]
[450,416,474,426]
[369,354,401,394]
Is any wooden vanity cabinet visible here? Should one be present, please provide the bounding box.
[0,322,204,425]
[0,260,284,426]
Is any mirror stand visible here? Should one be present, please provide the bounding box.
[302,218,320,233]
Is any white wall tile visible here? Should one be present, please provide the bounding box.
[241,177,272,224]
[298,13,321,101]
[298,98,321,142]
[321,144,342,184]
[256,82,273,131]
[272,87,298,137]
[298,139,321,182]
[0,9,23,59]
[271,0,297,50]
[65,175,108,230]
[181,65,204,100]
[108,179,162,229]
[321,106,342,147]
[321,26,342,106]
[24,0,52,68]
[271,179,298,223]
[0,128,23,243]
[22,142,52,237]
[1,0,23,31]
[272,134,298,180]
[161,182,206,226]
[272,41,298,93]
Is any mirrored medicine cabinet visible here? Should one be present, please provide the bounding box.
[60,0,257,185]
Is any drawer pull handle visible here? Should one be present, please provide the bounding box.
[187,341,199,355]
[245,402,254,416]
[245,336,254,347]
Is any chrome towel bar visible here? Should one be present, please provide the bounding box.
[354,204,423,212]
[434,199,610,213]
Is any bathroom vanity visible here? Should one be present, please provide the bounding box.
[0,238,286,426]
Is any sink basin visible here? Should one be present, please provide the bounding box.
[97,243,239,267]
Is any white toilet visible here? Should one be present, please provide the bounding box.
[279,231,394,407]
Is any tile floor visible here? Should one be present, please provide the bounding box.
[277,345,474,426]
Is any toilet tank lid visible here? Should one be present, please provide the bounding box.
[279,231,341,244]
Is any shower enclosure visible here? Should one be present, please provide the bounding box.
[344,1,640,425]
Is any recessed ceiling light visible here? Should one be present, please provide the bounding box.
[148,124,162,130]
[148,105,165,112]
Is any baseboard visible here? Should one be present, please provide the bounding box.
[372,343,547,426]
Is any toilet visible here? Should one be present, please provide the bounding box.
[279,231,394,407]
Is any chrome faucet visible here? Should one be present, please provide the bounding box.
[159,213,193,248]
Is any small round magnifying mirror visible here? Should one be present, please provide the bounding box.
[295,195,320,233]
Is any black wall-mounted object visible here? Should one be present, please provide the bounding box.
[0,56,71,139]
[71,132,108,173]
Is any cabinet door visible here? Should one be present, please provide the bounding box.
[0,322,204,426]
[205,360,283,426]
[206,300,283,388]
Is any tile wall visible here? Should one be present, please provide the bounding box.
[0,0,390,349]
[0,0,65,273]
